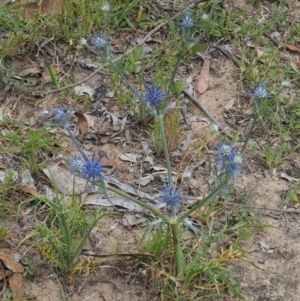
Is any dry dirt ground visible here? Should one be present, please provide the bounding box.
[1,0,300,301]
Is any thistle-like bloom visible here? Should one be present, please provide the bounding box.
[251,82,271,109]
[211,123,219,134]
[159,185,182,214]
[50,108,75,128]
[69,156,84,176]
[101,2,111,12]
[40,108,49,117]
[91,32,107,50]
[81,152,106,184]
[144,83,165,111]
[80,37,88,46]
[178,10,194,34]
[201,13,210,21]
[215,143,244,183]
[281,79,291,88]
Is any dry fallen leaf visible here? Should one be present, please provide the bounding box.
[0,269,10,281]
[101,158,124,172]
[256,48,266,58]
[73,85,95,98]
[286,44,300,52]
[197,59,210,94]
[74,112,88,135]
[240,282,249,290]
[20,186,39,196]
[0,249,24,299]
[99,135,110,144]
[136,5,143,27]
[18,67,40,77]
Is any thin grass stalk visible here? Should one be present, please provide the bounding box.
[171,222,185,277]
[167,39,185,95]
[66,127,89,161]
[241,113,259,153]
[178,181,226,223]
[108,58,141,99]
[73,211,117,264]
[157,114,173,186]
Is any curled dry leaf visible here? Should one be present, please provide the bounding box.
[74,112,88,135]
[99,135,110,144]
[196,59,210,94]
[20,186,39,196]
[0,249,24,299]
[101,158,124,172]
[18,67,40,77]
[136,5,143,27]
[286,44,300,52]
[74,85,95,98]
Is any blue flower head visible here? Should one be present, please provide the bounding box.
[159,185,182,214]
[69,155,84,176]
[50,108,75,128]
[251,82,271,109]
[144,83,165,111]
[178,10,194,34]
[81,152,106,184]
[92,32,107,50]
[215,143,244,183]
[216,142,234,157]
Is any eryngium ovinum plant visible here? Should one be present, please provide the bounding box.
[41,6,270,279]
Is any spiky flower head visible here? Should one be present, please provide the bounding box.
[69,155,84,176]
[178,10,194,34]
[215,143,244,183]
[251,82,271,109]
[144,83,165,111]
[91,32,107,51]
[211,123,219,134]
[80,37,88,46]
[101,2,111,12]
[281,79,291,88]
[50,108,75,128]
[217,142,234,157]
[159,185,182,214]
[81,152,106,184]
[40,108,49,117]
[201,13,210,21]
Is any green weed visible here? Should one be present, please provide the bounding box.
[0,227,8,241]
[24,191,117,271]
[0,170,17,217]
[22,256,41,278]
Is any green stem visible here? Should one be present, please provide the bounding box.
[107,58,141,99]
[167,39,185,95]
[105,183,166,221]
[74,211,117,264]
[157,115,173,186]
[66,127,89,161]
[177,181,226,223]
[171,223,185,277]
[241,113,259,153]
